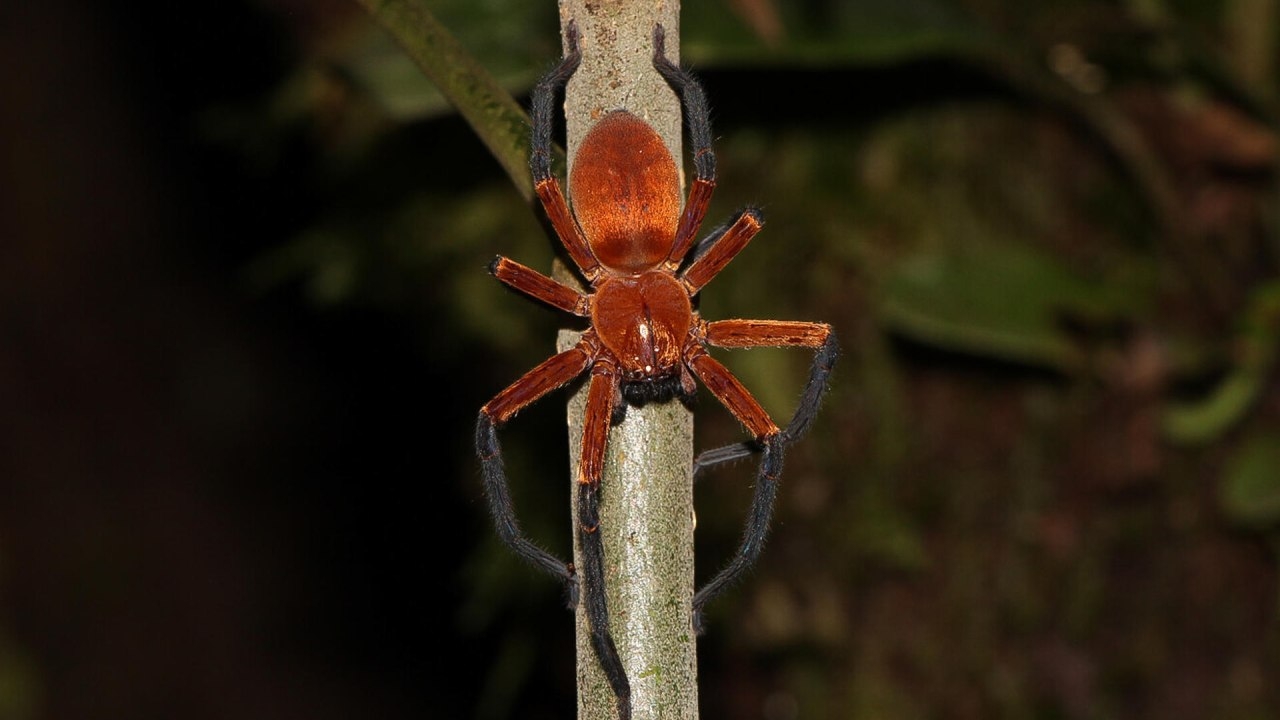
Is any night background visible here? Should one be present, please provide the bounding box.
[2,1,1278,718]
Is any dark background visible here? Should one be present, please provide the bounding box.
[2,1,1278,718]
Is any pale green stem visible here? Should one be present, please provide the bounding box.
[553,1,699,718]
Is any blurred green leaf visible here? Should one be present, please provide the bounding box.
[354,0,535,198]
[1220,430,1280,528]
[1163,370,1264,444]
[339,27,454,120]
[1164,280,1280,444]
[684,0,992,66]
[340,1,554,121]
[878,244,1145,371]
[855,500,929,571]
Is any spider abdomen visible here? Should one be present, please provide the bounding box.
[570,111,682,273]
[592,271,692,379]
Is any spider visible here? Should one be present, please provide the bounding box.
[475,22,838,719]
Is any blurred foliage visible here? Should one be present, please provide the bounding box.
[881,242,1152,371]
[212,0,1280,717]
[1221,430,1280,528]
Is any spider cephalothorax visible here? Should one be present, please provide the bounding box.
[475,22,837,720]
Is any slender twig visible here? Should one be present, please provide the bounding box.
[552,2,699,719]
[353,0,533,200]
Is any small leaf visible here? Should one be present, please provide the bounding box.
[1163,280,1280,444]
[1163,370,1264,444]
[878,245,1143,371]
[1220,431,1280,529]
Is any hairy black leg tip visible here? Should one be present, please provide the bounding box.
[565,19,580,51]
[691,610,707,636]
[653,24,669,61]
[564,577,580,609]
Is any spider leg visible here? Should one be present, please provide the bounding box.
[691,442,756,479]
[489,256,589,316]
[529,20,601,282]
[693,437,783,632]
[681,206,764,293]
[577,367,632,720]
[694,320,838,475]
[673,213,730,272]
[685,348,783,631]
[652,24,717,267]
[652,25,714,181]
[710,318,839,431]
[476,340,594,605]
[687,326,837,630]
